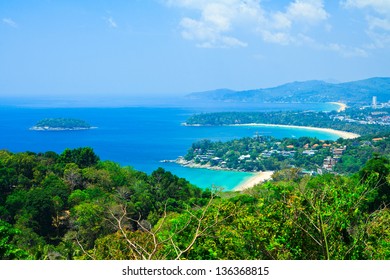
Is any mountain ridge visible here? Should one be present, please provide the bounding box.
[186,77,390,104]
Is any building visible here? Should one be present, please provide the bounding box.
[238,154,251,161]
[323,156,338,171]
[302,150,317,156]
[372,96,377,109]
[332,146,346,157]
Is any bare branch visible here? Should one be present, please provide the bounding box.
[75,235,95,260]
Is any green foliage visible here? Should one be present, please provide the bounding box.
[1,147,389,260]
[185,109,390,135]
[358,155,390,210]
[363,209,390,259]
[33,118,91,130]
[0,220,30,259]
[153,174,382,260]
[182,131,390,175]
[0,148,205,259]
[59,147,99,168]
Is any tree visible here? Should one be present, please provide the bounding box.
[75,191,222,260]
[359,155,390,210]
[59,147,99,168]
[0,220,30,259]
[363,208,390,259]
[271,168,301,182]
[63,163,83,191]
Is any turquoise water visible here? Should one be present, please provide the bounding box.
[0,103,340,190]
[162,163,255,191]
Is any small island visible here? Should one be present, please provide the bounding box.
[30,118,94,131]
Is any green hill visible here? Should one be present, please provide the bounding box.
[187,77,390,104]
[31,118,93,131]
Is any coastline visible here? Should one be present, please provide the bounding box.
[170,158,274,191]
[30,126,97,131]
[234,171,274,191]
[228,123,360,139]
[172,157,235,171]
[328,102,347,112]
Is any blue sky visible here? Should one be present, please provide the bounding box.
[1,0,390,97]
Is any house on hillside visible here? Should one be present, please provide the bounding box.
[333,146,346,157]
[302,150,317,156]
[323,156,338,171]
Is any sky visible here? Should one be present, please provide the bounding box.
[1,0,390,98]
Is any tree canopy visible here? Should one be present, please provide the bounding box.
[1,147,389,259]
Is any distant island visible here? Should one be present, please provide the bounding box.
[30,118,94,131]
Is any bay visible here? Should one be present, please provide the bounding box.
[0,102,340,190]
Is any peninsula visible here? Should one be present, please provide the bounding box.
[30,118,94,131]
[176,106,390,177]
[183,107,390,136]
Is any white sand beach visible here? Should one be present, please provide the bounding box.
[328,102,347,112]
[230,123,360,139]
[235,171,274,191]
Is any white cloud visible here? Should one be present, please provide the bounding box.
[271,12,292,30]
[366,26,390,48]
[260,30,293,45]
[325,43,369,57]
[105,17,118,28]
[343,0,390,48]
[167,0,263,48]
[259,1,329,46]
[167,0,329,48]
[343,0,390,25]
[180,16,247,48]
[167,0,371,56]
[344,0,390,14]
[367,15,390,30]
[286,0,329,24]
[2,18,18,28]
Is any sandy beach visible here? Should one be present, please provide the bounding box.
[230,123,360,139]
[235,171,274,191]
[328,102,348,112]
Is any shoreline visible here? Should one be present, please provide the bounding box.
[172,158,236,172]
[328,102,347,112]
[30,126,97,131]
[234,171,274,191]
[228,123,360,139]
[169,158,274,191]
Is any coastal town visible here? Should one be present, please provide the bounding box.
[175,136,351,175]
[175,99,390,185]
[331,96,390,126]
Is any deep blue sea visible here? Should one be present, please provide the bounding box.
[0,102,340,190]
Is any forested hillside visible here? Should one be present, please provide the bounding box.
[1,147,390,260]
[181,134,390,174]
[187,77,390,104]
[0,148,207,259]
[184,108,390,136]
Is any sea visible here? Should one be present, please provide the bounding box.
[0,100,340,191]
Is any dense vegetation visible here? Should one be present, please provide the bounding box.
[31,118,92,130]
[185,108,390,135]
[1,147,390,260]
[181,134,390,174]
[0,148,206,259]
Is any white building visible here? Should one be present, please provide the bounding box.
[372,96,377,109]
